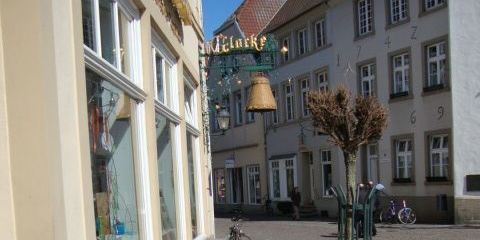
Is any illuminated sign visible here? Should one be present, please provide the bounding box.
[204,34,268,55]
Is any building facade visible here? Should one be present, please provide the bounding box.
[260,0,480,223]
[208,0,286,213]
[0,0,215,239]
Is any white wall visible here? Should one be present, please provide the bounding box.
[449,0,480,198]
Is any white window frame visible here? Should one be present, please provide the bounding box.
[360,63,375,97]
[282,37,290,62]
[234,91,243,125]
[315,70,328,91]
[320,149,332,197]
[300,79,310,117]
[247,165,261,205]
[426,41,447,87]
[83,0,142,84]
[390,0,408,24]
[314,19,326,48]
[425,0,446,11]
[271,89,279,124]
[284,83,295,121]
[429,134,449,178]
[269,157,298,201]
[297,28,307,56]
[366,143,378,182]
[184,75,198,127]
[152,31,178,112]
[392,52,410,94]
[395,139,412,179]
[357,0,373,36]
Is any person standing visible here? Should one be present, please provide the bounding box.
[291,187,301,220]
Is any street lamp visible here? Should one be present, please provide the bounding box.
[217,108,230,132]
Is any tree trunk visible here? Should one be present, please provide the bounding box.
[344,152,357,240]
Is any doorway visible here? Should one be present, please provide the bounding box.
[227,167,243,204]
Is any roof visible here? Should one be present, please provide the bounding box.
[262,0,327,34]
[214,0,287,37]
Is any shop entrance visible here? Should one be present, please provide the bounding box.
[227,167,244,204]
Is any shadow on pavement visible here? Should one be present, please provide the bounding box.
[214,212,337,223]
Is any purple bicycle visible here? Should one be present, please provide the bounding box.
[379,199,417,224]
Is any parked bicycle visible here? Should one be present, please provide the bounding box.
[227,216,251,240]
[379,199,417,224]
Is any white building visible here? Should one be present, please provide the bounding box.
[260,0,480,223]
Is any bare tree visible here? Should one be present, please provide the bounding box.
[308,86,388,239]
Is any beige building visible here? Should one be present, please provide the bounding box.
[0,0,215,239]
[259,0,480,224]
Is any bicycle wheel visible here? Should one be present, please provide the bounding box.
[398,208,416,224]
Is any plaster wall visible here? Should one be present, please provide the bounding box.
[448,0,480,224]
[0,8,17,240]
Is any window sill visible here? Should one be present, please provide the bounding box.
[419,4,448,18]
[389,92,412,103]
[354,31,375,42]
[425,177,452,185]
[385,18,410,30]
[422,84,450,96]
[391,178,415,186]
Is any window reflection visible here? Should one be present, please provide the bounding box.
[86,69,139,239]
[156,114,177,240]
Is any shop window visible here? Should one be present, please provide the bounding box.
[269,157,297,200]
[155,114,177,240]
[214,169,226,204]
[85,69,140,239]
[186,132,199,238]
[247,165,261,205]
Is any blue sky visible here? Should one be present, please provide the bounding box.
[202,0,243,40]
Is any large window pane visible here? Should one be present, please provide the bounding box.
[99,0,116,66]
[214,169,226,204]
[156,114,177,240]
[86,69,139,239]
[186,133,198,238]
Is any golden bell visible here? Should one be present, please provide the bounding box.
[246,75,277,112]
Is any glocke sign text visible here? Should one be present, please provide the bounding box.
[204,35,267,55]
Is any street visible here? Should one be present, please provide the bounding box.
[214,215,480,240]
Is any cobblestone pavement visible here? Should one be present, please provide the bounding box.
[214,215,480,240]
